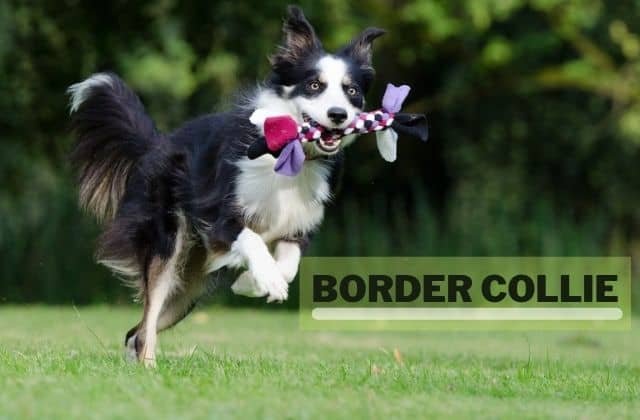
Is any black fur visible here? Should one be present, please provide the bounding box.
[70,79,341,279]
[69,74,162,222]
[270,9,383,108]
[269,6,324,85]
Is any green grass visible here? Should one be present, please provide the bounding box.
[0,306,638,419]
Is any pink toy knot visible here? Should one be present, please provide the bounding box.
[264,116,298,152]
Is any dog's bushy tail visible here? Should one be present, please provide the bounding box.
[68,73,161,223]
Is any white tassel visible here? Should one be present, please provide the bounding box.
[376,129,398,162]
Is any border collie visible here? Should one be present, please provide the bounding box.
[67,5,384,366]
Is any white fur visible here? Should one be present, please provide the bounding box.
[235,155,330,243]
[138,217,185,367]
[291,55,359,129]
[230,271,264,297]
[250,89,302,132]
[140,271,173,367]
[227,154,328,300]
[67,73,114,113]
[231,240,301,297]
[204,249,244,274]
[274,241,301,283]
[98,258,141,278]
[230,228,288,302]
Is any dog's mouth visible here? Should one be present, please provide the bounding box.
[315,137,341,153]
[302,112,342,154]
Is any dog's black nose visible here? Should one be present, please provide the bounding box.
[327,107,348,124]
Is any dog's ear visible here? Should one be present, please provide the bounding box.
[339,27,386,67]
[271,6,322,69]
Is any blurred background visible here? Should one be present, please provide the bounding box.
[1,0,639,306]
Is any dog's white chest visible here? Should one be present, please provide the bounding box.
[235,156,331,243]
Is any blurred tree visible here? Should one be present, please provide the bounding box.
[0,0,639,304]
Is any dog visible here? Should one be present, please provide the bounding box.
[67,5,384,366]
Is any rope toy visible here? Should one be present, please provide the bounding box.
[248,83,428,176]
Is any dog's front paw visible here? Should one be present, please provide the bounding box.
[231,271,268,297]
[265,276,288,303]
[253,264,288,303]
[262,270,288,303]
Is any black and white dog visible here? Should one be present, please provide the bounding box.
[68,5,384,366]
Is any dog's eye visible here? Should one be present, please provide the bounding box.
[308,81,321,91]
[347,86,358,96]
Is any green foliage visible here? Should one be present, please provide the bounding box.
[1,0,640,303]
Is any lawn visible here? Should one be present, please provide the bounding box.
[0,306,638,419]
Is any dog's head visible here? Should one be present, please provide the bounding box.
[269,6,385,154]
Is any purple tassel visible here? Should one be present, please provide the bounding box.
[382,83,410,113]
[274,140,305,176]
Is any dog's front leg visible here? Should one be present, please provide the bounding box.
[230,228,288,302]
[274,240,301,283]
[232,240,302,298]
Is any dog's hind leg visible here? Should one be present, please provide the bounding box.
[125,323,141,362]
[155,244,209,332]
[125,279,206,362]
[125,244,207,362]
[128,219,187,367]
[135,255,180,367]
[158,280,207,331]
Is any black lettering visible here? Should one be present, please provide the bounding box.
[423,275,445,302]
[560,274,581,302]
[536,275,558,302]
[482,274,506,302]
[583,275,593,302]
[396,275,420,302]
[340,275,366,302]
[313,275,337,302]
[596,275,618,302]
[369,275,393,302]
[448,275,472,302]
[509,275,534,302]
